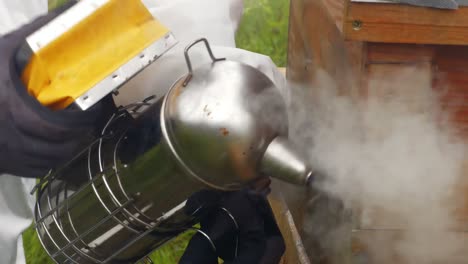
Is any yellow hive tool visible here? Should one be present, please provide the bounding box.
[21,0,177,110]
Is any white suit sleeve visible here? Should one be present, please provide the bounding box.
[142,0,243,48]
[0,0,48,35]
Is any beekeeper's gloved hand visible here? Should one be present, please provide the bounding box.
[0,3,115,178]
[180,177,285,264]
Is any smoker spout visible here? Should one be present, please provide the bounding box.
[260,137,314,186]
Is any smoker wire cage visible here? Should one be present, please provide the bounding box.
[31,97,238,264]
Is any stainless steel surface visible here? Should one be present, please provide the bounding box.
[34,38,314,263]
[75,32,177,110]
[162,38,290,190]
[182,38,225,86]
[34,100,209,263]
[260,137,313,186]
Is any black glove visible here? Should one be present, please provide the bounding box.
[180,178,285,264]
[0,4,115,178]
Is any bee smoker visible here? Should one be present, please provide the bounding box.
[32,39,316,263]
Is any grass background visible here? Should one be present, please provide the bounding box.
[23,0,289,263]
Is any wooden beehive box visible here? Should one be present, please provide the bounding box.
[285,0,468,262]
[344,1,468,133]
[289,0,468,132]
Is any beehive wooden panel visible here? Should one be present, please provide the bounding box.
[269,195,311,264]
[321,0,347,32]
[363,43,468,135]
[344,3,468,45]
[285,0,468,262]
[366,43,435,63]
[287,0,355,89]
[341,3,468,262]
[351,229,468,263]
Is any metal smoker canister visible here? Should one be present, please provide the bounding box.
[33,39,316,263]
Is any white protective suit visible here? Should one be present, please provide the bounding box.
[0,1,287,263]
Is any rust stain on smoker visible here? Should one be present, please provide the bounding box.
[220,127,229,136]
[174,85,183,98]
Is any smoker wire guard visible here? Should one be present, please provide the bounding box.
[30,99,240,264]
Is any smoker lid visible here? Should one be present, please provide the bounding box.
[160,41,288,190]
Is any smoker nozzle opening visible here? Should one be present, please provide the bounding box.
[260,136,315,186]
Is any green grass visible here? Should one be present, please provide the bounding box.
[48,0,68,9]
[23,227,51,263]
[23,0,289,263]
[24,224,195,263]
[236,0,290,67]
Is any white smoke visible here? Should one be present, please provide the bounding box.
[288,67,467,263]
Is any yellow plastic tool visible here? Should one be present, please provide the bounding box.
[21,0,172,110]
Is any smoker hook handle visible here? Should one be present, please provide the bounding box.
[183,38,225,86]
